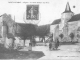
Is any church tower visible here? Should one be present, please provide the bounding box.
[61,2,74,40]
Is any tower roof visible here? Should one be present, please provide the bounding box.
[63,2,73,13]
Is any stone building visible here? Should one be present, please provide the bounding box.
[50,2,80,42]
[0,13,16,47]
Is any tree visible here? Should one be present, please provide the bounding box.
[36,24,50,36]
[77,34,80,42]
[59,34,64,39]
[15,24,37,46]
[69,33,74,42]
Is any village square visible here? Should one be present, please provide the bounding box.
[0,0,80,60]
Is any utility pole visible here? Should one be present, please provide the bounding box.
[13,15,15,36]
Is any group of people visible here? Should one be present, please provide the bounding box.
[49,35,59,50]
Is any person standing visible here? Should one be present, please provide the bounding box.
[29,42,32,51]
[55,37,59,50]
[49,42,52,50]
[49,34,53,50]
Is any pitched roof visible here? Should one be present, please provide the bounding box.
[63,2,73,13]
[68,14,80,22]
[51,19,61,25]
[51,14,80,25]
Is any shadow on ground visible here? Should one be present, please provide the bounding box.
[0,50,45,59]
[59,42,78,45]
[0,44,45,59]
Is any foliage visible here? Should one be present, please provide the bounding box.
[59,34,64,39]
[77,27,80,31]
[69,32,75,42]
[69,33,74,40]
[7,33,15,40]
[36,24,50,36]
[16,24,36,40]
[3,13,14,26]
[77,34,80,38]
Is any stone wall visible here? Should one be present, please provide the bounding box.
[0,17,2,38]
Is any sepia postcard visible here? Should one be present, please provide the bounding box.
[0,0,80,60]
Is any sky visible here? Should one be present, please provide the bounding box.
[0,0,80,26]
